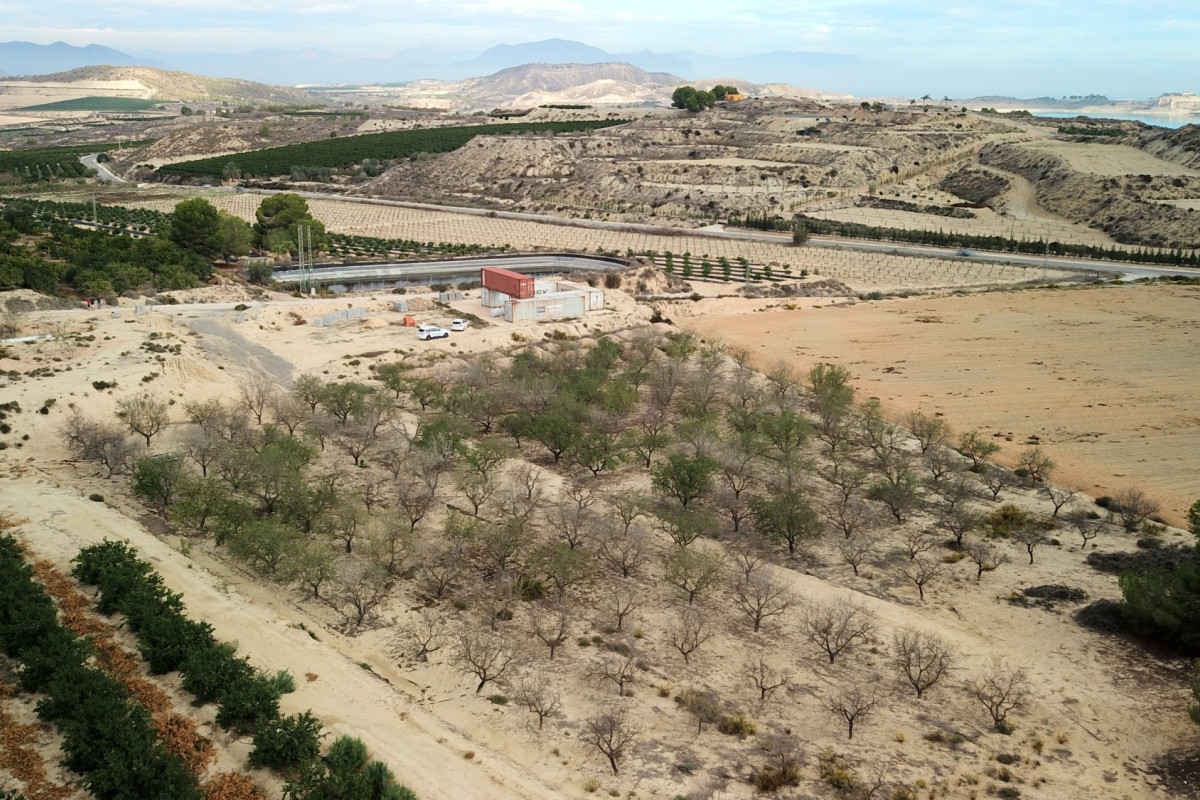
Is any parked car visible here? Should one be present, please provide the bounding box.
[450,319,469,331]
[417,326,449,340]
[956,248,974,257]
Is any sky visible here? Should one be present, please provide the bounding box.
[5,0,1199,96]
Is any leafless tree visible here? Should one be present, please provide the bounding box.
[116,391,169,447]
[545,501,596,550]
[1065,508,1103,549]
[980,464,1017,501]
[837,537,875,577]
[898,528,939,561]
[516,675,562,730]
[1012,524,1049,564]
[61,411,138,476]
[728,537,767,581]
[919,446,959,483]
[902,556,944,601]
[365,517,416,576]
[268,391,309,435]
[733,572,795,632]
[964,539,1008,580]
[417,542,462,600]
[384,607,438,663]
[326,558,391,631]
[507,462,547,504]
[827,496,878,540]
[1112,486,1160,532]
[668,606,713,664]
[240,373,274,425]
[394,470,439,535]
[662,546,725,604]
[597,523,649,578]
[1042,484,1079,517]
[764,359,799,409]
[1016,446,1055,483]
[713,443,760,533]
[892,629,955,698]
[584,709,639,775]
[826,683,883,739]
[529,600,573,659]
[798,598,877,664]
[607,580,644,633]
[592,654,638,695]
[823,461,869,504]
[604,490,647,535]
[928,467,976,509]
[744,653,791,701]
[455,631,517,693]
[937,504,984,548]
[456,471,497,516]
[967,664,1030,730]
[904,410,950,454]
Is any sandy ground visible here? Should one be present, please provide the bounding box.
[2,278,1199,799]
[1015,140,1200,178]
[678,282,1200,526]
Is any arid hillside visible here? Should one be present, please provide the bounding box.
[361,101,1010,221]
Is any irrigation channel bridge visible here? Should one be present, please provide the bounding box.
[273,254,626,292]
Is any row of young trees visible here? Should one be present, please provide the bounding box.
[726,210,1200,267]
[72,540,418,800]
[0,534,201,799]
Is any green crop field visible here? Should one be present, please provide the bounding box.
[0,140,155,183]
[16,96,157,112]
[157,119,628,179]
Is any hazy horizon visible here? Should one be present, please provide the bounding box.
[5,0,1199,97]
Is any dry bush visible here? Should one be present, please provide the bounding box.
[203,773,266,800]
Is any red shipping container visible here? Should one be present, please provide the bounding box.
[481,266,534,299]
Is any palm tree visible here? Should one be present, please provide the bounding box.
[222,162,241,183]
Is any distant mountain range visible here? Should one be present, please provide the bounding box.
[0,38,877,93]
[1,38,1195,99]
[0,41,169,76]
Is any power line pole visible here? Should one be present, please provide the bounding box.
[297,223,313,294]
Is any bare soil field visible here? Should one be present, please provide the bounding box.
[681,282,1200,526]
[1015,140,1200,178]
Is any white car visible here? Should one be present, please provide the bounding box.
[417,325,449,340]
[450,319,469,331]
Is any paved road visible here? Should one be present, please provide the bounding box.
[79,154,126,184]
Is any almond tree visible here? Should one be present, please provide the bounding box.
[967,664,1029,731]
[798,598,876,664]
[455,631,516,693]
[733,572,795,632]
[744,653,791,701]
[585,709,639,775]
[116,391,169,447]
[826,684,883,739]
[667,606,712,665]
[892,629,955,698]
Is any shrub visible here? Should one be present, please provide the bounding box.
[996,753,1019,765]
[717,714,757,739]
[88,493,104,502]
[752,763,801,792]
[250,711,324,772]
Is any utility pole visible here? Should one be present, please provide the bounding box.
[297,223,313,295]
